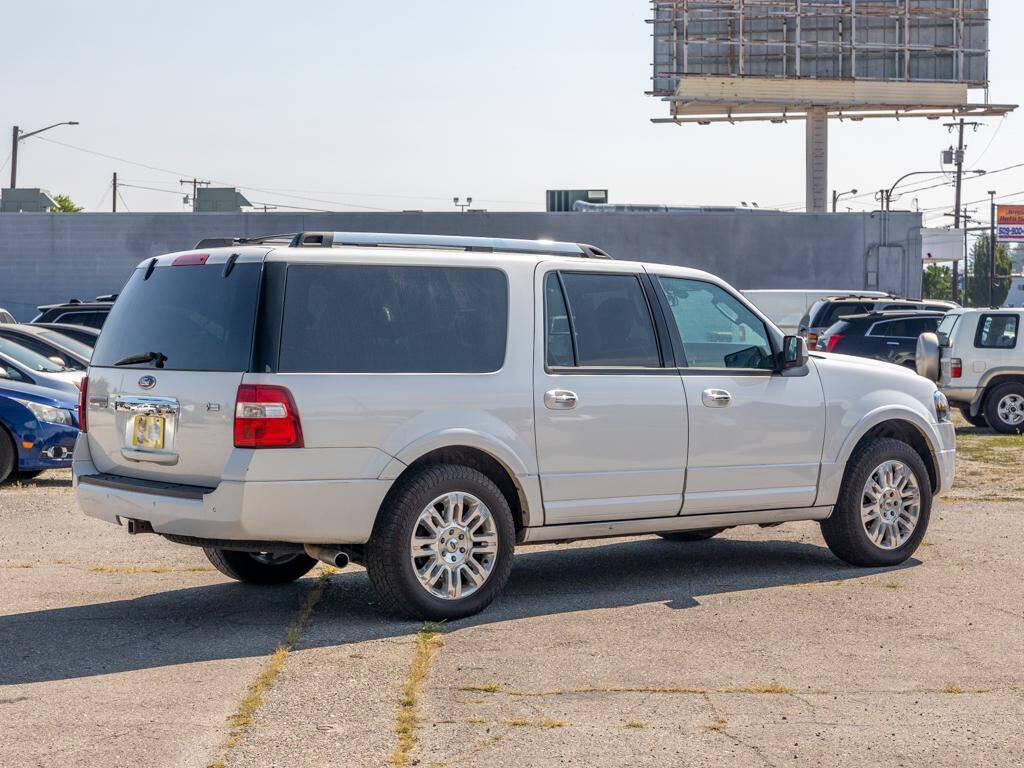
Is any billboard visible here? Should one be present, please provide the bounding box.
[996,205,1024,243]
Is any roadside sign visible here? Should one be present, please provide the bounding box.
[996,205,1024,242]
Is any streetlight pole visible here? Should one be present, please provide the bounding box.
[831,188,857,212]
[9,121,79,188]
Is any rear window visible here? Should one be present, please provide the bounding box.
[54,310,106,328]
[279,265,508,373]
[814,302,868,327]
[936,314,959,345]
[91,263,262,370]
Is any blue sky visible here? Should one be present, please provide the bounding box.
[2,0,1021,223]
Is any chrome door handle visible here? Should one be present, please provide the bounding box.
[886,341,900,346]
[701,388,732,408]
[544,389,578,410]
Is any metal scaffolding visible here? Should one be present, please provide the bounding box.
[651,0,990,95]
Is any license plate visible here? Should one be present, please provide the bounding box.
[132,415,166,450]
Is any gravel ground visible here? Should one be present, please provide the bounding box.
[1,418,1022,767]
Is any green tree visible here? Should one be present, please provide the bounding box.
[49,194,82,213]
[922,264,953,301]
[966,235,1012,308]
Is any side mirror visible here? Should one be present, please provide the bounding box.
[781,335,808,370]
[916,332,941,381]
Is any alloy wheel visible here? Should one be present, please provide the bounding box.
[861,460,921,550]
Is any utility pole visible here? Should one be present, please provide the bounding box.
[179,178,210,212]
[989,191,997,308]
[945,119,982,303]
[112,172,117,212]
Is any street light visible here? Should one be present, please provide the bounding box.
[880,169,985,211]
[9,121,80,188]
[831,188,857,212]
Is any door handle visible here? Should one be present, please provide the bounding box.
[886,341,900,346]
[701,388,732,408]
[544,389,578,410]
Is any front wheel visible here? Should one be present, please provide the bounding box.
[366,464,515,621]
[204,548,317,585]
[820,437,931,567]
[983,383,1024,434]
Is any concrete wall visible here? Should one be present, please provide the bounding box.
[0,209,923,321]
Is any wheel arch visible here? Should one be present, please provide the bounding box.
[839,413,940,493]
[379,436,538,532]
[976,372,1024,414]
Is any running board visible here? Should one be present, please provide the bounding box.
[520,506,833,545]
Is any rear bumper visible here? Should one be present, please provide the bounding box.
[73,435,391,545]
[939,385,981,411]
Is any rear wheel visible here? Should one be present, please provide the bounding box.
[658,528,726,542]
[366,464,515,621]
[820,437,931,567]
[0,427,15,485]
[203,548,317,585]
[957,405,988,429]
[983,383,1024,434]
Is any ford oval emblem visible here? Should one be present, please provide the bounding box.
[138,375,157,390]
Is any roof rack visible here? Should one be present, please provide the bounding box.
[195,232,612,258]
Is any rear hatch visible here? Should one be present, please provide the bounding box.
[84,251,267,487]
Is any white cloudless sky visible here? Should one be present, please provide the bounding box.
[1,0,1021,223]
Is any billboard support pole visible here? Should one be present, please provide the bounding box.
[806,107,828,213]
[989,191,997,308]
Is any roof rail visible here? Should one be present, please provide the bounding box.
[291,231,612,258]
[194,233,300,249]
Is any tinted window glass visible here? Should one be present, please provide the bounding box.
[38,330,93,360]
[820,302,868,327]
[279,265,508,373]
[875,319,913,337]
[659,277,773,369]
[0,357,31,383]
[906,317,939,336]
[558,273,660,367]
[976,314,1019,349]
[0,332,80,369]
[92,263,262,370]
[55,311,104,328]
[545,273,574,367]
[0,337,65,372]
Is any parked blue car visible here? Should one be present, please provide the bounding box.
[0,379,79,483]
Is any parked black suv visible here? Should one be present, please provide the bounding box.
[799,295,956,348]
[31,295,118,328]
[815,310,945,369]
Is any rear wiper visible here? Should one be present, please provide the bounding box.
[113,351,167,368]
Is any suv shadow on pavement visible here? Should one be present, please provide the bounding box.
[0,536,918,687]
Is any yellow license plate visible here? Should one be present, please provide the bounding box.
[132,415,166,450]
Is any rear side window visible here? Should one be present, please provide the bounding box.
[54,311,105,328]
[279,265,508,373]
[550,272,661,368]
[975,314,1019,349]
[91,263,262,370]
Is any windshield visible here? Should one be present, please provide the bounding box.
[38,330,93,360]
[91,262,262,371]
[0,337,66,372]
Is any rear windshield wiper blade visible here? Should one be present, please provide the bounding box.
[113,351,168,368]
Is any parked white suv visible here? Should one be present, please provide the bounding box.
[922,308,1023,433]
[74,233,956,619]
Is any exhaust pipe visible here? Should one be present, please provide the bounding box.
[304,544,350,569]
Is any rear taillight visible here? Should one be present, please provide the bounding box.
[233,384,303,448]
[806,332,818,348]
[826,334,844,353]
[78,375,88,432]
[951,358,962,379]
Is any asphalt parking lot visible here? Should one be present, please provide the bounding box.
[2,418,1022,767]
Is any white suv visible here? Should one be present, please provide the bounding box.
[74,233,956,619]
[926,308,1023,433]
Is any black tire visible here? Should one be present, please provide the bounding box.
[365,464,515,621]
[983,382,1024,435]
[820,437,931,568]
[203,548,317,585]
[0,427,16,485]
[957,405,988,429]
[658,528,726,542]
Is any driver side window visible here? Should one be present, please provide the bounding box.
[658,277,773,370]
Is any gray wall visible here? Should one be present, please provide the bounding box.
[0,209,923,321]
